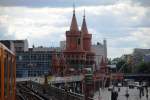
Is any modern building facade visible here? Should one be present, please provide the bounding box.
[0,40,60,77]
[16,48,53,77]
[16,46,62,77]
[144,54,150,63]
[91,40,107,70]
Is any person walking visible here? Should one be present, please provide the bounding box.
[118,87,120,92]
[145,86,148,99]
[111,89,118,100]
[139,86,144,98]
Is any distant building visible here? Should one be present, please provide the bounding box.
[32,46,61,52]
[120,54,133,63]
[91,40,107,70]
[0,39,61,77]
[132,48,150,65]
[60,41,66,50]
[16,46,63,77]
[16,48,54,77]
[0,39,28,52]
[144,54,150,63]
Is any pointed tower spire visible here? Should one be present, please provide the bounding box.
[81,9,88,34]
[73,2,75,15]
[70,3,79,31]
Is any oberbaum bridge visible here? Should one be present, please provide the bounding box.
[1,7,150,100]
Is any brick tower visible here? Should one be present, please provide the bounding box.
[82,10,92,51]
[63,7,95,75]
[81,10,95,71]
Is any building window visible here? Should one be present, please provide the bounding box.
[77,38,80,45]
[19,56,22,61]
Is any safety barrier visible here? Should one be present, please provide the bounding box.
[26,81,85,100]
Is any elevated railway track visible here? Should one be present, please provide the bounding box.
[16,82,50,100]
[16,81,87,100]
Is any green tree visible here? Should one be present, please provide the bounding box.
[136,62,150,73]
[107,58,111,65]
[116,60,132,73]
[116,60,126,71]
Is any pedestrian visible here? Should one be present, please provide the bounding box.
[139,86,144,97]
[111,90,118,100]
[139,86,142,98]
[145,86,148,99]
[118,87,120,92]
[111,90,115,100]
[125,89,129,99]
[114,91,118,100]
[141,86,144,96]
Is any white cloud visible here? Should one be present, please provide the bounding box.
[0,1,150,58]
[108,47,133,58]
[0,7,70,41]
[131,28,150,48]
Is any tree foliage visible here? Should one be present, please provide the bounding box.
[116,60,125,71]
[116,60,132,73]
[136,62,150,73]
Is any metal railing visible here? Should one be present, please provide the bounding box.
[17,82,49,100]
[28,81,85,100]
[47,86,84,100]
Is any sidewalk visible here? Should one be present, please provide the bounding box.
[94,87,150,100]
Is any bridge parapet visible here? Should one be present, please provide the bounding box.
[17,75,84,84]
[48,75,84,84]
[26,81,85,100]
[47,85,85,100]
[124,73,150,80]
[124,73,150,77]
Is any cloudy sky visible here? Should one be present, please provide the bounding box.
[0,0,150,58]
